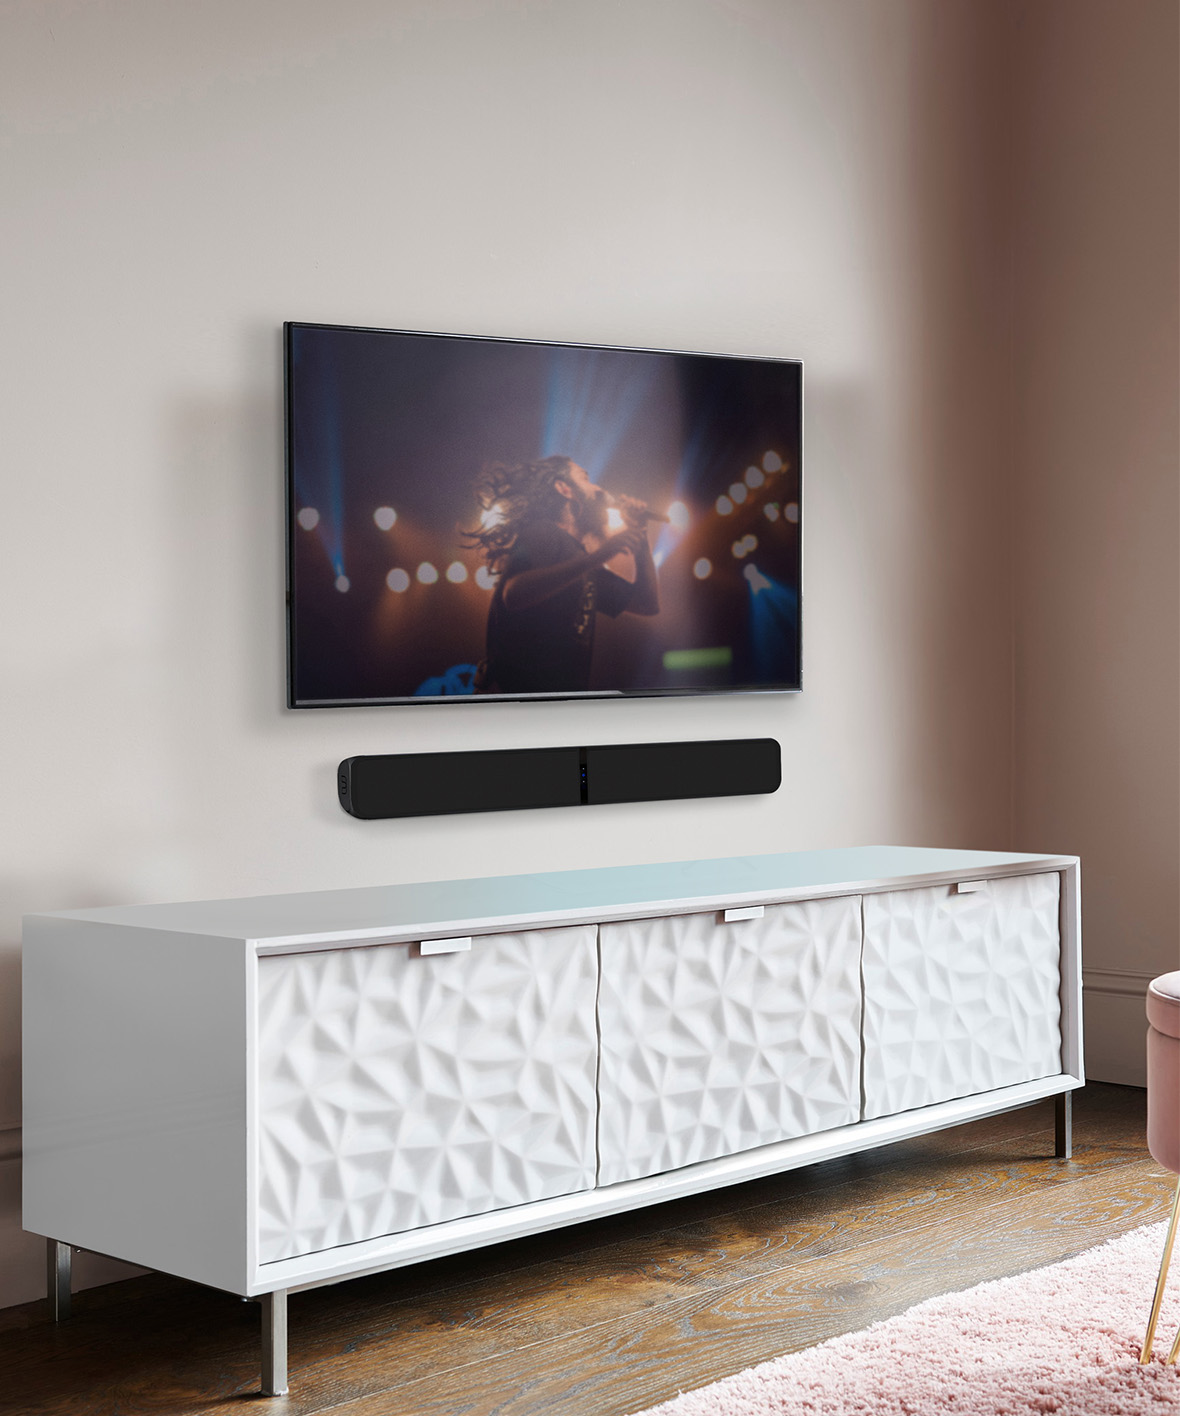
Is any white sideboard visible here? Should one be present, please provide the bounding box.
[22,845,1082,1395]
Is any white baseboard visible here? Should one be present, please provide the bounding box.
[1082,969,1153,1086]
[0,1123,19,1165]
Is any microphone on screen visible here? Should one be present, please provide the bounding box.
[609,496,670,524]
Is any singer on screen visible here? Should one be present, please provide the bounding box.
[465,456,660,694]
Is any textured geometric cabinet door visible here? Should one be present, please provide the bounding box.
[596,895,863,1186]
[861,872,1062,1121]
[256,925,599,1263]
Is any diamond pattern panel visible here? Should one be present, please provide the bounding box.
[862,872,1062,1120]
[597,896,863,1186]
[256,925,599,1263]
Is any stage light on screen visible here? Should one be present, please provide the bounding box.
[745,466,765,489]
[729,483,748,505]
[785,502,800,524]
[715,496,733,516]
[606,507,626,533]
[764,502,781,522]
[297,507,320,531]
[417,562,439,585]
[693,558,713,579]
[668,501,690,530]
[373,506,398,531]
[652,549,666,568]
[480,503,506,530]
[475,566,497,591]
[743,563,771,594]
[732,540,747,560]
[446,561,468,584]
[334,574,351,593]
[386,568,411,593]
[763,451,783,473]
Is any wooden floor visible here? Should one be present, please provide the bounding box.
[0,1083,1173,1416]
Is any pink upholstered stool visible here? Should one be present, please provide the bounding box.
[1142,969,1180,1364]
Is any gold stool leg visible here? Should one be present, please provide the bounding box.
[1142,1175,1180,1364]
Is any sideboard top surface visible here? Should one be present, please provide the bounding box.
[25,846,1076,949]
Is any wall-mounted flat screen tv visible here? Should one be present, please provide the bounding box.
[286,322,801,706]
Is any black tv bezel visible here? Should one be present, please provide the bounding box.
[284,320,803,709]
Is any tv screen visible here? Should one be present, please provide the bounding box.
[285,323,801,706]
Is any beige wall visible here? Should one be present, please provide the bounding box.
[1009,0,1180,1085]
[0,0,1173,1312]
[0,0,1015,1308]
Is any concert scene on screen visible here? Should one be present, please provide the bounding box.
[286,324,801,705]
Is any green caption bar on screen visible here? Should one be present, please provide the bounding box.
[662,647,733,671]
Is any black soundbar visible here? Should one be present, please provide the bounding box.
[338,739,781,820]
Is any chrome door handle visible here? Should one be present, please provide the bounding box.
[419,936,474,956]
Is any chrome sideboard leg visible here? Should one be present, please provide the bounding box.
[46,1239,71,1321]
[1055,1092,1073,1158]
[261,1289,289,1396]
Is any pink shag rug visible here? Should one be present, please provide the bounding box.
[633,1222,1180,1415]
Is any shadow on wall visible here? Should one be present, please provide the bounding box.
[165,324,286,734]
[155,326,304,855]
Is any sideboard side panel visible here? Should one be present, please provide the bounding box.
[1059,863,1084,1082]
[22,918,249,1293]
